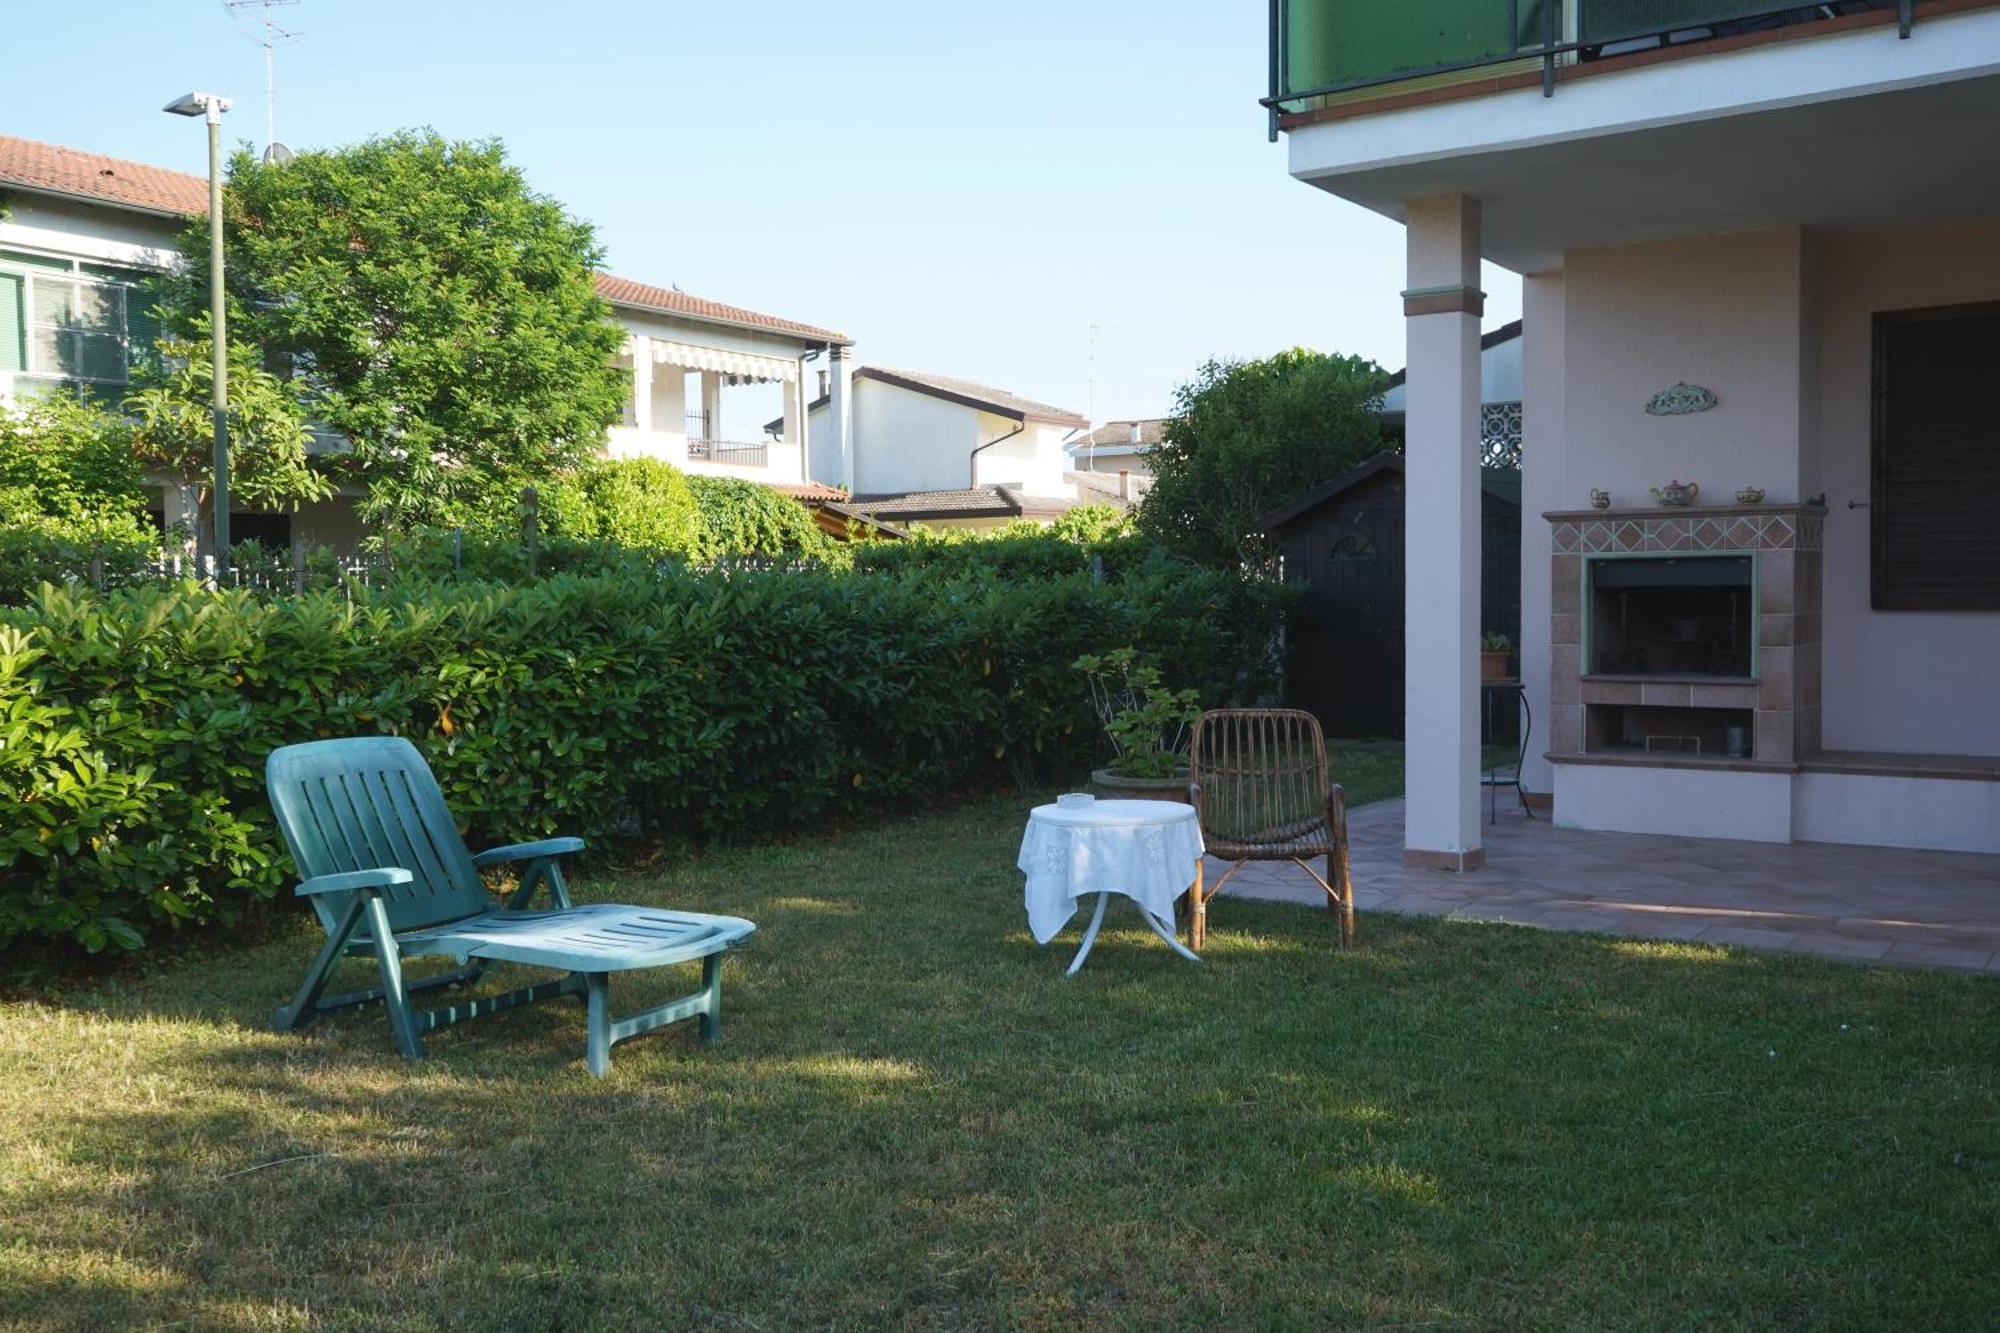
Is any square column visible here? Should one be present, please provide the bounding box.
[700,371,723,442]
[629,336,653,433]
[1402,194,1484,870]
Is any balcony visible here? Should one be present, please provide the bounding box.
[1267,1,1917,125]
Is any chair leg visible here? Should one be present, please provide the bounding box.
[1189,858,1207,952]
[584,972,611,1077]
[1335,846,1356,948]
[364,898,426,1061]
[697,953,724,1043]
[273,895,364,1031]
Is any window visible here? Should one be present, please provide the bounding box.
[0,249,149,386]
[1871,303,2000,610]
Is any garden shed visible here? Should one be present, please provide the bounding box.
[1262,454,1521,740]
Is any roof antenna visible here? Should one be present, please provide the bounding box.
[222,0,303,160]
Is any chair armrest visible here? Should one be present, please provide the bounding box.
[471,837,585,868]
[297,867,413,897]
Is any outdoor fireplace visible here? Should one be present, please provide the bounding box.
[1546,502,1825,766]
[1588,555,1753,678]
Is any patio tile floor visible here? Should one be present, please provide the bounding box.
[1210,799,2000,973]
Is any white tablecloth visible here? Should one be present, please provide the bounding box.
[1017,800,1205,945]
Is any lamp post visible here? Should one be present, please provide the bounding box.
[163,91,233,581]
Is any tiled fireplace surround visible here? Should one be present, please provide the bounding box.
[1546,504,1825,769]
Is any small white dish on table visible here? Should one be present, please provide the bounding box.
[1017,798,1205,975]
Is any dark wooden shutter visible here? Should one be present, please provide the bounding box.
[1871,302,2000,610]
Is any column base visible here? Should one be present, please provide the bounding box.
[1403,847,1486,872]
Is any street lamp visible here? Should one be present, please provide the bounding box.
[163,91,233,581]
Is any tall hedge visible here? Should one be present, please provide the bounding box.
[0,564,1281,962]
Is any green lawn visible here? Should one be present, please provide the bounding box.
[3,793,1996,1330]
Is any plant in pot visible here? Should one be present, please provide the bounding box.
[1480,632,1514,681]
[1074,648,1202,802]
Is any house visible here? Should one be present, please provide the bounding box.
[1066,418,1166,482]
[796,365,1094,529]
[1262,455,1521,741]
[0,134,853,547]
[1266,3,2000,859]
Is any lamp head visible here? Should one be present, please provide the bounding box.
[163,92,232,122]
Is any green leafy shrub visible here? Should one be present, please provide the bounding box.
[1074,648,1201,778]
[540,456,703,558]
[687,474,842,563]
[0,563,1283,964]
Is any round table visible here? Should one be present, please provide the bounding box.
[1016,799,1206,975]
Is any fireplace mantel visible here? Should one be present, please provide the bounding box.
[1544,502,1825,524]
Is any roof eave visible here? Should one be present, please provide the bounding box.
[0,180,194,221]
[603,293,851,347]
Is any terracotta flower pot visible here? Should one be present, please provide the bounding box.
[1089,767,1192,804]
[1480,650,1512,681]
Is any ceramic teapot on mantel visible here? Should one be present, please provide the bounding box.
[1649,480,1699,507]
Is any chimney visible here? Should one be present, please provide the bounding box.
[1128,421,1141,445]
[817,368,830,398]
[1118,469,1132,501]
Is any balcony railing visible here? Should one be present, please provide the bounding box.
[686,437,772,468]
[1265,1,1914,131]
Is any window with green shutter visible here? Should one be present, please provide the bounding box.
[0,271,24,374]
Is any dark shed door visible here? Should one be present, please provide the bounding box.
[1287,496,1406,738]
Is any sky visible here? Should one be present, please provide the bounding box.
[3,0,1520,424]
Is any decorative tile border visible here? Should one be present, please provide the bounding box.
[1549,508,1822,554]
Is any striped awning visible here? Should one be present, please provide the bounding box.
[634,337,797,384]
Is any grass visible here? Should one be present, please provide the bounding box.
[3,793,1997,1330]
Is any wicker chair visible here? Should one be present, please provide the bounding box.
[1185,708,1355,950]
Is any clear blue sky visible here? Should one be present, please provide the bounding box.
[3,0,1520,423]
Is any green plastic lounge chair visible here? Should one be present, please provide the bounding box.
[265,736,755,1076]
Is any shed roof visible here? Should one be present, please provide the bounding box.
[1259,454,1522,532]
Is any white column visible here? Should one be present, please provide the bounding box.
[1518,272,1565,801]
[1402,194,1484,870]
[629,336,653,434]
[827,343,853,492]
[700,371,723,443]
[782,371,805,481]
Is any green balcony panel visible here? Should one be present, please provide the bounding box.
[1581,0,1784,43]
[1285,0,1555,96]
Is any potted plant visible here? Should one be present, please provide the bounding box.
[1480,632,1514,681]
[1073,648,1202,802]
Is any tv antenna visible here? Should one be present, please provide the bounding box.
[222,0,303,157]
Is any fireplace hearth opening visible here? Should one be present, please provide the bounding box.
[1588,555,1753,677]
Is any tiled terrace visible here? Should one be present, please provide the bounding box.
[1215,798,2000,973]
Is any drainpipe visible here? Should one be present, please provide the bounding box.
[968,419,1026,488]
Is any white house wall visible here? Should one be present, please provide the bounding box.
[0,195,181,269]
[847,380,980,494]
[974,420,1076,499]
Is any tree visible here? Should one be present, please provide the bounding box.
[162,130,628,529]
[125,328,331,560]
[1136,349,1390,567]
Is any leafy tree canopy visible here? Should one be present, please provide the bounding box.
[163,130,628,529]
[1136,349,1390,567]
[125,327,331,555]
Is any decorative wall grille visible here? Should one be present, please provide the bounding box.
[1481,401,1523,470]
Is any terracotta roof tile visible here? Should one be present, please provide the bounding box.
[765,480,848,502]
[594,272,848,346]
[849,485,1082,520]
[859,367,1087,428]
[0,134,208,218]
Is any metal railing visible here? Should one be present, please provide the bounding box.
[686,438,772,468]
[1264,0,1914,133]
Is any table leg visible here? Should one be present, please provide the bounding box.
[1065,891,1111,977]
[1142,908,1203,964]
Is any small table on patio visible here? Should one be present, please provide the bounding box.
[1018,799,1205,976]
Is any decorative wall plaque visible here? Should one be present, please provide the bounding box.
[1645,382,1717,415]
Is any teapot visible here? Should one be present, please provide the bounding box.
[1649,480,1700,507]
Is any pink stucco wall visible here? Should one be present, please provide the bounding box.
[1815,222,2000,755]
[1530,221,2000,761]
